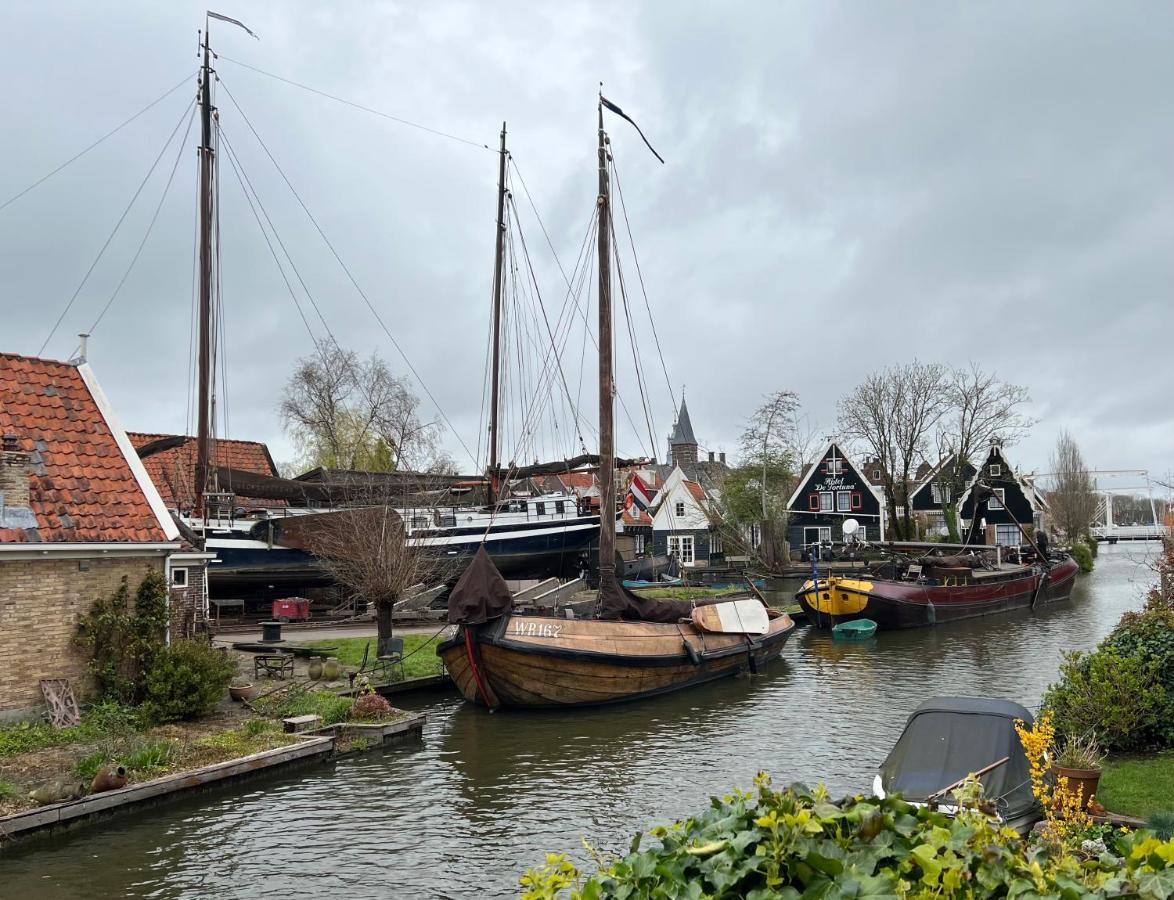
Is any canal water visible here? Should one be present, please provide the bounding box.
[0,543,1159,899]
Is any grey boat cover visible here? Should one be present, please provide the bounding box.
[879,697,1036,821]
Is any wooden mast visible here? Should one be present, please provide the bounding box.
[596,99,616,590]
[194,24,216,519]
[487,123,507,507]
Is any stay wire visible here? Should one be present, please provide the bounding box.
[610,147,676,415]
[40,97,197,357]
[1,72,196,214]
[217,77,479,469]
[217,119,335,341]
[610,205,658,461]
[216,55,492,152]
[87,104,197,336]
[217,125,317,342]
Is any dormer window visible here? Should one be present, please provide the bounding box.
[989,464,1002,477]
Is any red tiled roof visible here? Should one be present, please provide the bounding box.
[685,480,708,503]
[0,353,170,543]
[127,432,284,510]
[560,471,597,490]
[622,506,652,526]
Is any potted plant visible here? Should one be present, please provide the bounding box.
[229,680,257,702]
[1053,731,1106,813]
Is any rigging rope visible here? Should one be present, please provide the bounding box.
[87,104,197,336]
[217,77,479,469]
[0,72,196,214]
[216,55,493,152]
[40,97,197,357]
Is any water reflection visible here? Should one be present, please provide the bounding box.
[0,544,1157,899]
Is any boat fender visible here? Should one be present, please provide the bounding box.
[683,639,702,667]
[745,636,759,675]
[926,601,936,626]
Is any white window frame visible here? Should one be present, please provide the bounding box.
[989,488,1005,510]
[668,534,695,565]
[995,524,1019,546]
[171,567,189,588]
[710,531,723,554]
[634,533,645,555]
[819,492,834,512]
[675,501,686,518]
[989,464,1002,477]
[826,457,843,475]
[930,483,951,504]
[836,491,851,512]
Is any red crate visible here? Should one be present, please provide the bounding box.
[272,598,311,621]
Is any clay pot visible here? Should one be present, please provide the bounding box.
[229,684,257,702]
[90,765,129,794]
[29,778,85,806]
[307,659,324,681]
[1053,765,1102,814]
[322,658,343,680]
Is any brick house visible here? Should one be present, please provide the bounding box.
[0,352,184,719]
[127,432,286,514]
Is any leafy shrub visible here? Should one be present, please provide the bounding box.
[1043,646,1165,751]
[351,692,394,721]
[141,640,236,723]
[74,750,111,782]
[1148,812,1174,841]
[521,776,1174,898]
[76,570,170,704]
[0,778,19,801]
[253,686,354,725]
[0,702,143,759]
[1071,540,1094,572]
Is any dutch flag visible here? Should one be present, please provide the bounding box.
[629,474,653,511]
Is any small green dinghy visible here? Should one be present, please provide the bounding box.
[832,619,878,641]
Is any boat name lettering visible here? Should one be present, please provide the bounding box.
[512,621,563,638]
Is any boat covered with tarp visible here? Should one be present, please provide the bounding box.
[873,696,1040,833]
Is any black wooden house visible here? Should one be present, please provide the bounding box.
[909,454,978,536]
[958,440,1044,546]
[786,442,885,548]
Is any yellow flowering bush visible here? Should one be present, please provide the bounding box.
[1014,712,1095,842]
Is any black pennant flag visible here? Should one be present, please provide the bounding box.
[601,96,664,164]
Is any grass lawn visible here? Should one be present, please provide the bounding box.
[304,634,446,681]
[1098,752,1174,819]
[635,586,745,601]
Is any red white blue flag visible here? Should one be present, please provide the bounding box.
[629,474,653,511]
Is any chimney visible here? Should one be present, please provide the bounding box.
[0,434,32,510]
[719,452,726,465]
[74,333,89,364]
[708,451,715,462]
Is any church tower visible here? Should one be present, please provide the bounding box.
[667,397,698,467]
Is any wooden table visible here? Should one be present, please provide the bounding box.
[254,652,295,680]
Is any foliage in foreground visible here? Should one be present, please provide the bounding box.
[1070,539,1094,573]
[0,701,144,758]
[521,776,1174,899]
[141,640,237,723]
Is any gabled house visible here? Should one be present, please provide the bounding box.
[909,454,978,535]
[128,432,285,514]
[958,439,1045,546]
[649,465,723,568]
[0,352,184,719]
[785,441,885,547]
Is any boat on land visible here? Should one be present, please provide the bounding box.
[797,537,1079,630]
[438,100,794,709]
[873,697,1041,835]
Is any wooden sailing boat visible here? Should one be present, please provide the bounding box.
[438,98,794,709]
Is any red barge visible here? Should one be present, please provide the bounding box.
[796,544,1080,630]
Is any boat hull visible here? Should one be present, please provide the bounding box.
[797,556,1080,630]
[438,610,795,709]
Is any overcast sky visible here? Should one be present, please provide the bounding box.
[2,2,1171,488]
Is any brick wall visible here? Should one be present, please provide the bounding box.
[169,563,207,640]
[0,555,164,718]
[0,449,32,508]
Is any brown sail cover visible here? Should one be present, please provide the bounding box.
[448,545,514,625]
[598,571,696,623]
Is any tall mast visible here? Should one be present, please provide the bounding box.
[596,100,616,589]
[194,28,216,519]
[487,123,507,507]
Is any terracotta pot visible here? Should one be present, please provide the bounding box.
[90,765,128,794]
[229,684,257,702]
[1053,765,1102,813]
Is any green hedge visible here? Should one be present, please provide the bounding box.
[522,777,1174,898]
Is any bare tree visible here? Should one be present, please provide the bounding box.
[838,362,948,540]
[281,339,443,473]
[733,391,801,567]
[290,476,462,649]
[1048,430,1098,542]
[931,363,1034,540]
